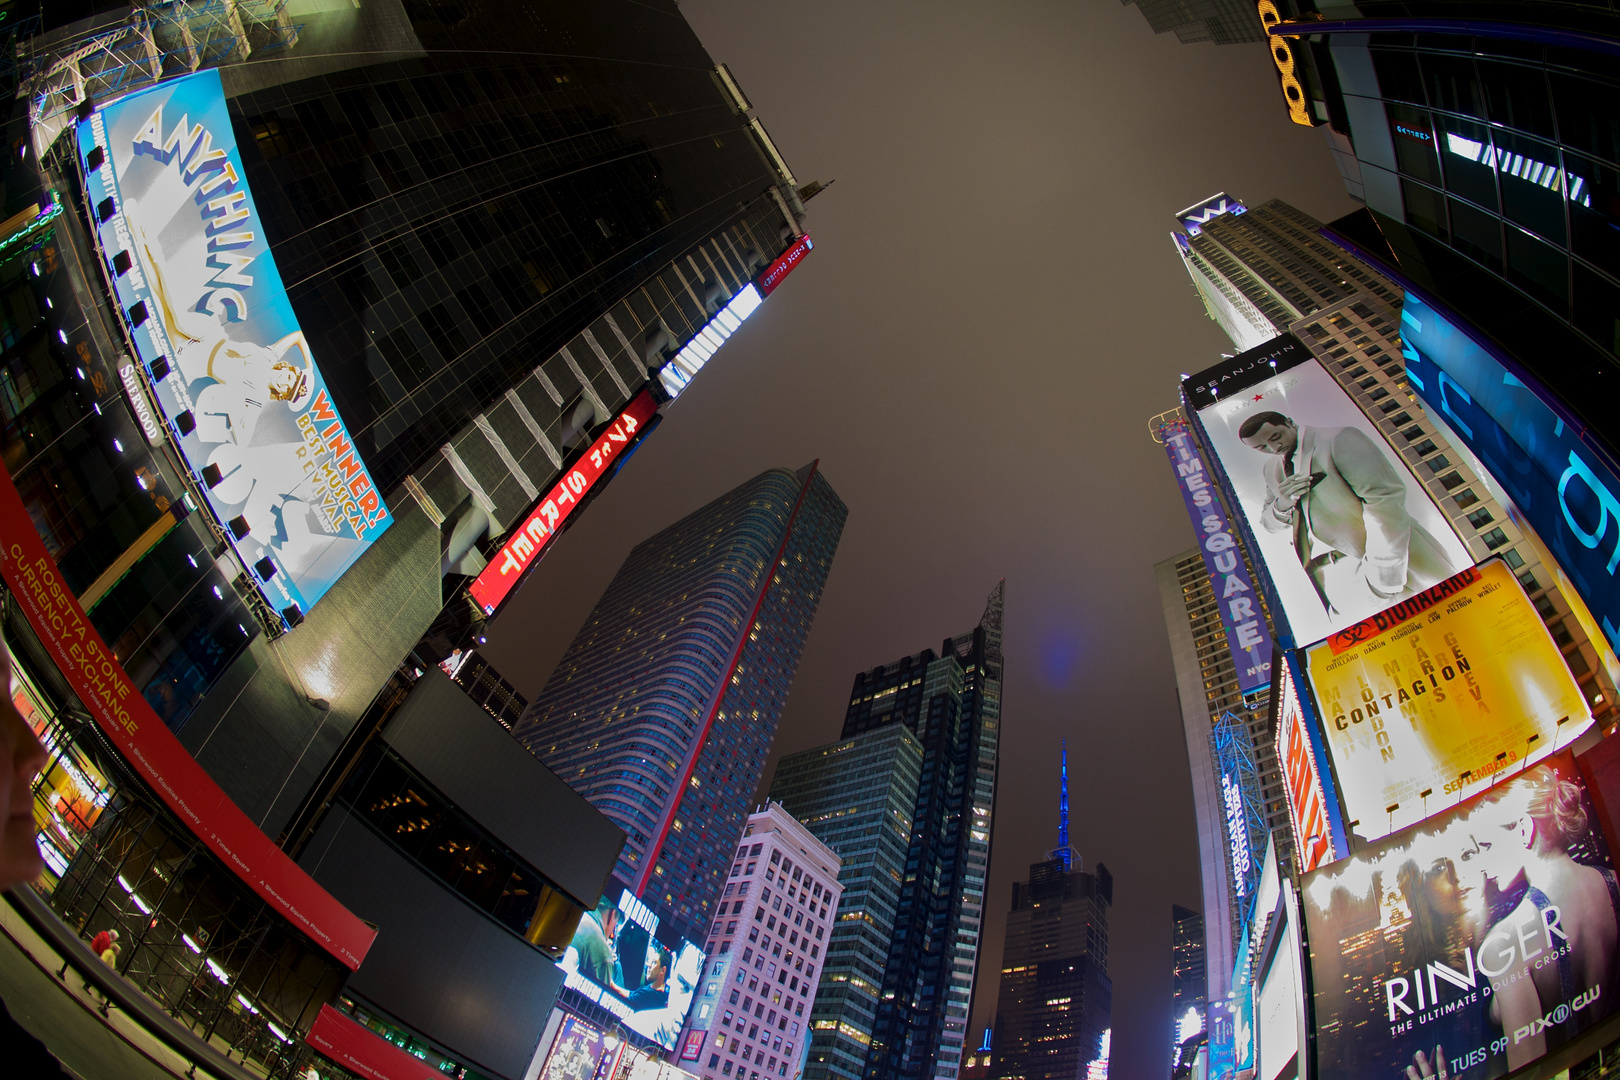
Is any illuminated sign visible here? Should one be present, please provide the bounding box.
[659,284,762,399]
[1398,294,1620,665]
[679,1032,704,1062]
[560,889,706,1050]
[470,390,658,615]
[119,361,161,445]
[1443,132,1591,205]
[1305,561,1590,840]
[1256,0,1315,127]
[1301,753,1619,1080]
[1275,657,1341,873]
[77,69,390,627]
[1222,771,1254,898]
[1176,193,1247,236]
[758,233,813,296]
[1162,423,1270,692]
[1192,350,1473,648]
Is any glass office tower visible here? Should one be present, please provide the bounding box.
[514,464,847,947]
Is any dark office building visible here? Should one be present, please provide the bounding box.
[1170,905,1206,1073]
[824,582,1005,1080]
[514,465,847,947]
[987,858,1113,1080]
[1119,0,1268,46]
[1,0,813,1073]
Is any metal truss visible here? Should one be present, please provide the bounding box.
[17,1,301,136]
[1209,709,1271,905]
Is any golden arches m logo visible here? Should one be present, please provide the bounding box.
[1257,0,1315,126]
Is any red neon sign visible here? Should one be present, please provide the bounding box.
[1277,662,1334,873]
[757,233,812,296]
[470,389,658,615]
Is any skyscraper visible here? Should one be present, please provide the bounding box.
[678,801,845,1080]
[515,464,847,945]
[836,583,1004,1080]
[985,838,1113,1080]
[770,724,926,1080]
[1118,0,1268,46]
[1169,906,1207,1072]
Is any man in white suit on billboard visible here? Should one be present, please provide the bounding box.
[1238,410,1453,616]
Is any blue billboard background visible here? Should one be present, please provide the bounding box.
[77,69,390,624]
[1399,293,1620,658]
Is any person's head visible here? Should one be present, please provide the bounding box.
[595,895,620,938]
[1521,765,1588,855]
[267,360,308,403]
[0,648,46,890]
[644,945,668,988]
[1237,411,1298,457]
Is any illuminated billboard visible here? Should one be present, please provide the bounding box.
[1301,753,1620,1080]
[76,69,390,625]
[1275,652,1345,873]
[1305,560,1591,841]
[560,890,705,1050]
[470,390,659,616]
[1195,349,1472,647]
[758,233,812,296]
[659,284,762,399]
[1162,422,1271,693]
[1398,292,1620,670]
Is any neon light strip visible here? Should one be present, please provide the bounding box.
[1443,132,1590,206]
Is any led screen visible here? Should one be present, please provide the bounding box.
[1398,293,1620,674]
[1196,356,1472,647]
[1304,560,1591,841]
[76,69,390,624]
[1275,655,1343,873]
[1301,752,1620,1080]
[561,890,705,1049]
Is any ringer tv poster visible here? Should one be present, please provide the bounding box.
[1301,753,1620,1080]
[77,68,391,621]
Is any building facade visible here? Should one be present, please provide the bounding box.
[770,724,926,1080]
[986,858,1113,1080]
[835,583,1004,1080]
[514,464,847,946]
[1169,905,1207,1073]
[678,802,845,1080]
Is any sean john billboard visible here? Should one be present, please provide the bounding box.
[1301,753,1620,1080]
[1304,560,1591,841]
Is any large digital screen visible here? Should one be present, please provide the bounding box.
[1196,353,1473,647]
[560,890,705,1049]
[1275,654,1344,873]
[1398,293,1620,671]
[1255,888,1304,1080]
[1162,421,1271,693]
[470,390,658,616]
[76,69,390,624]
[1301,753,1620,1080]
[1305,560,1591,841]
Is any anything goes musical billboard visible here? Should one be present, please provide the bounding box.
[1304,560,1591,841]
[77,69,390,623]
[1301,753,1620,1080]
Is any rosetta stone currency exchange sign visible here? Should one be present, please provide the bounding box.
[1163,423,1271,693]
[77,69,390,622]
[1305,560,1590,841]
[1301,753,1619,1080]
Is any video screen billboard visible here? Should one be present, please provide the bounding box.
[1301,753,1619,1080]
[1162,421,1271,693]
[1398,293,1620,670]
[561,890,705,1049]
[1276,654,1344,873]
[76,69,390,623]
[1255,889,1304,1080]
[1195,354,1472,647]
[1304,560,1591,841]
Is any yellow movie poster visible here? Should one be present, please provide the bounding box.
[1304,559,1590,841]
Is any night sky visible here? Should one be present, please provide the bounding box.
[480,3,1358,1076]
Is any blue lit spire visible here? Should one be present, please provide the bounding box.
[1049,740,1078,872]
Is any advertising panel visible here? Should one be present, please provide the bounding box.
[1305,561,1591,841]
[1230,918,1256,1077]
[1398,292,1620,664]
[305,1004,445,1080]
[560,889,705,1050]
[541,1014,619,1080]
[0,461,375,968]
[76,69,390,624]
[470,390,659,616]
[1276,654,1345,873]
[1255,882,1306,1080]
[1163,422,1271,693]
[1196,353,1473,646]
[1301,753,1619,1080]
[757,234,812,296]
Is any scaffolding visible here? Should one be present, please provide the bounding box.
[1210,709,1270,931]
[16,1,301,153]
